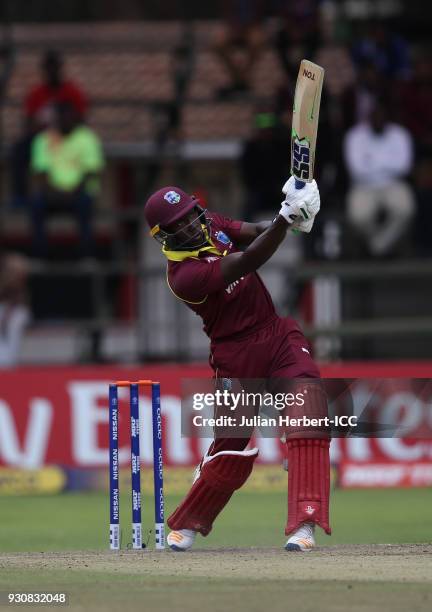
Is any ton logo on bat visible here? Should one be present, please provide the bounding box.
[303,68,315,80]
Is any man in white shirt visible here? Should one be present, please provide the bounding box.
[344,100,415,256]
[0,254,31,367]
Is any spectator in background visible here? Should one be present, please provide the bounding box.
[10,50,88,208]
[273,0,320,81]
[314,2,355,112]
[344,99,415,257]
[25,50,88,131]
[312,3,355,201]
[396,51,432,256]
[396,52,432,149]
[240,108,290,219]
[341,60,386,130]
[30,101,104,258]
[0,253,31,368]
[352,19,410,80]
[213,0,265,99]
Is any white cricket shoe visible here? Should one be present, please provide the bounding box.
[285,522,315,552]
[167,529,197,552]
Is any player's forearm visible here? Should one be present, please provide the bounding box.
[255,220,272,236]
[236,220,272,245]
[220,216,289,283]
[244,216,288,263]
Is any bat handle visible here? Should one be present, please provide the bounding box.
[292,178,305,233]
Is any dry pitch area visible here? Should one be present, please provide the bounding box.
[1,544,431,612]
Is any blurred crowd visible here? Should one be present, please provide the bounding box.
[231,0,432,259]
[3,1,431,264]
[8,49,104,259]
[1,0,432,364]
[226,0,432,258]
[1,49,105,364]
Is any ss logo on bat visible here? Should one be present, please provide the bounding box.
[292,139,310,180]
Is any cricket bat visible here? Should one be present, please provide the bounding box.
[291,59,325,190]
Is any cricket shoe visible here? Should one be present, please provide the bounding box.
[285,522,315,552]
[167,529,196,551]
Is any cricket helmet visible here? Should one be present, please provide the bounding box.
[144,186,210,250]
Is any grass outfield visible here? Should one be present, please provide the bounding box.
[0,487,431,551]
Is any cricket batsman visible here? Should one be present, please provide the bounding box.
[144,178,330,552]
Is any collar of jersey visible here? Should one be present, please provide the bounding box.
[162,243,222,262]
[162,226,225,262]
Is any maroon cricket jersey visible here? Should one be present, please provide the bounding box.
[166,212,277,341]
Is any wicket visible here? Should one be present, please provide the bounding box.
[109,379,165,551]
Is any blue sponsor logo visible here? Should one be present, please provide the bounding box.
[164,190,181,204]
[292,137,311,180]
[215,231,230,245]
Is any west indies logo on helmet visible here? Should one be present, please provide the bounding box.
[144,186,211,252]
[163,190,181,205]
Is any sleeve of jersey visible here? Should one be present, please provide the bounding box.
[171,258,226,303]
[210,212,243,244]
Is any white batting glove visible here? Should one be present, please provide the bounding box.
[281,177,321,233]
[278,199,306,225]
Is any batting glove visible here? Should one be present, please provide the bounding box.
[281,177,321,233]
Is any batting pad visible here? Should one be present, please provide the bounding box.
[168,448,259,536]
[285,439,331,535]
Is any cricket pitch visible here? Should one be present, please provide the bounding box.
[1,544,431,612]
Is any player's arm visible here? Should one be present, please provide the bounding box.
[220,178,320,285]
[220,216,291,285]
[235,221,273,245]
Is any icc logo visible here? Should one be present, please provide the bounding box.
[164,190,181,204]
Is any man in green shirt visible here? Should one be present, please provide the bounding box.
[30,101,104,256]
